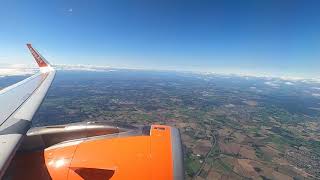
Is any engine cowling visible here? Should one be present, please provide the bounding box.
[5,122,184,180]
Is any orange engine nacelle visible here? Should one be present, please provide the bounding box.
[6,124,184,180]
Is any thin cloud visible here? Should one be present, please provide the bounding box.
[312,93,320,97]
[0,64,37,76]
[284,82,294,85]
[264,81,279,88]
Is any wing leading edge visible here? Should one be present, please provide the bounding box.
[0,44,56,178]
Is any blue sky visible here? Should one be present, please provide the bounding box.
[0,0,319,78]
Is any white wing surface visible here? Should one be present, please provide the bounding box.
[0,44,56,178]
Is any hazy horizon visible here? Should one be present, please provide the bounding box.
[0,62,319,81]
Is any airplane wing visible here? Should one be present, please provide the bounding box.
[0,44,56,178]
[1,45,184,180]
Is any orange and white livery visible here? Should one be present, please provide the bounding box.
[0,45,184,180]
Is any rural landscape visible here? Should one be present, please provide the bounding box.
[1,0,320,179]
[1,69,320,179]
